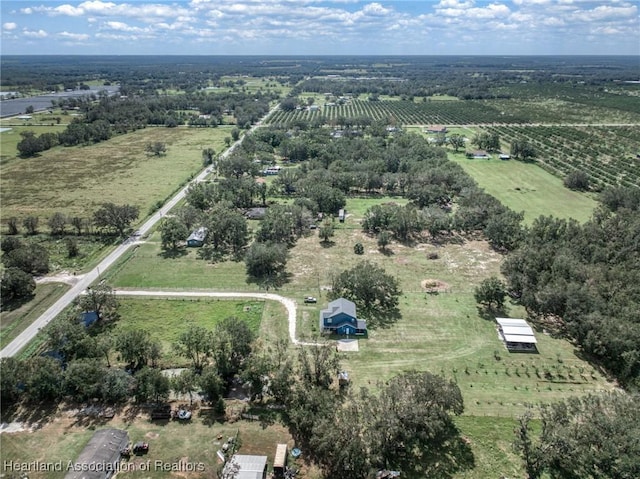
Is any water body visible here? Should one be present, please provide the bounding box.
[0,85,119,118]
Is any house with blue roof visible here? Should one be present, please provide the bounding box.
[319,298,367,336]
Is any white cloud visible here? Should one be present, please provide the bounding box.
[362,3,392,16]
[436,0,475,8]
[102,20,147,32]
[36,0,191,21]
[23,28,48,38]
[542,17,565,27]
[59,31,90,40]
[3,22,18,30]
[571,4,638,22]
[20,7,33,14]
[53,4,85,16]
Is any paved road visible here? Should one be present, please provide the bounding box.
[0,104,280,358]
[113,290,320,346]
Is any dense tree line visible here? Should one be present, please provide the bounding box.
[502,187,640,388]
[514,392,640,479]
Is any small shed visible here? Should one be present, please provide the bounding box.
[273,444,288,477]
[338,209,345,222]
[187,227,208,247]
[223,454,267,479]
[65,428,129,479]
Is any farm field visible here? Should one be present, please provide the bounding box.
[266,99,530,125]
[0,126,229,221]
[450,153,599,223]
[485,125,640,190]
[485,97,640,124]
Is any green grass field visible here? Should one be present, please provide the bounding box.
[450,153,598,223]
[0,126,230,221]
[107,232,256,291]
[0,124,68,164]
[112,298,264,367]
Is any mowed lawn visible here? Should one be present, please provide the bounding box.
[451,153,598,223]
[108,231,255,291]
[1,126,230,221]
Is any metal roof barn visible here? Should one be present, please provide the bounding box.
[65,428,129,479]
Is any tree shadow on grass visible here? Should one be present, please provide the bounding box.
[0,401,58,427]
[368,307,402,330]
[398,430,475,479]
[246,272,292,291]
[158,248,188,259]
[319,240,336,248]
[0,293,36,313]
[476,305,508,322]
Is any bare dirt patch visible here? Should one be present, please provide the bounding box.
[336,339,360,352]
[421,279,451,293]
[36,271,85,285]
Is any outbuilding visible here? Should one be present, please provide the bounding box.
[496,317,537,352]
[223,454,267,479]
[186,227,208,247]
[273,444,288,477]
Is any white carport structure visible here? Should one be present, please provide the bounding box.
[223,454,268,479]
[496,318,537,351]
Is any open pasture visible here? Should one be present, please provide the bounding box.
[450,153,599,223]
[1,126,229,221]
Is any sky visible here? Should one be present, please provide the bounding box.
[1,0,639,56]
